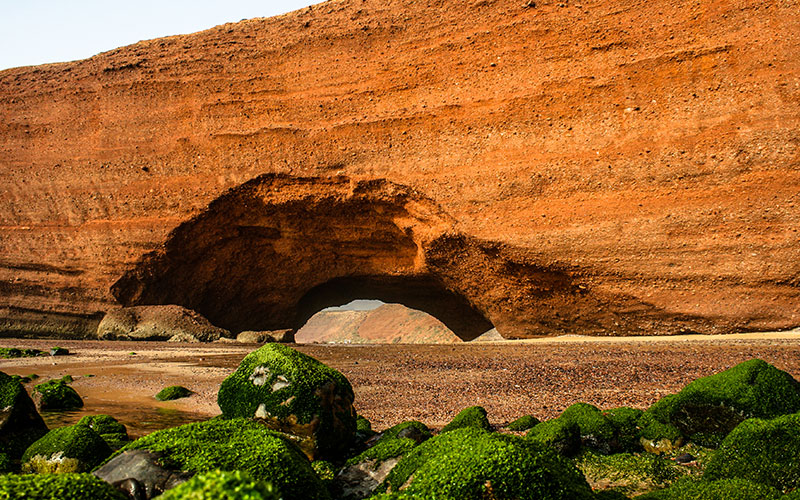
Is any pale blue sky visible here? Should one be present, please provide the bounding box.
[0,1,318,71]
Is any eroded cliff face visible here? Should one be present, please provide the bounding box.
[0,0,798,338]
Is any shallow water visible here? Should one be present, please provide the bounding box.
[40,405,209,440]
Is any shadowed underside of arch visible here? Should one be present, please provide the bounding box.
[112,174,718,339]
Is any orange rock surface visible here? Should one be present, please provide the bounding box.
[0,0,798,338]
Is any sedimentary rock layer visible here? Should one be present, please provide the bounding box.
[0,0,798,337]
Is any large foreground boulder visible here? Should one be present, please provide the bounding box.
[97,305,231,342]
[643,359,800,447]
[102,418,330,500]
[217,344,357,460]
[0,371,48,458]
[22,424,112,473]
[375,427,595,500]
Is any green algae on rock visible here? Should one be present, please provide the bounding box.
[157,469,280,500]
[21,424,112,473]
[507,414,541,432]
[378,427,595,500]
[0,371,48,458]
[440,405,491,433]
[527,418,582,456]
[111,418,330,500]
[32,379,83,411]
[576,451,690,497]
[0,472,126,500]
[644,359,800,448]
[217,344,356,460]
[633,477,784,500]
[704,412,800,493]
[76,414,129,450]
[346,421,432,467]
[155,385,193,401]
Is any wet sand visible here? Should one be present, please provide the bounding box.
[1,334,799,434]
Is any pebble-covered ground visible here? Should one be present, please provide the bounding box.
[1,335,799,433]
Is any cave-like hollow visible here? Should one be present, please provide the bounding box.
[111,174,496,341]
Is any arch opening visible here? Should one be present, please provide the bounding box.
[294,276,493,341]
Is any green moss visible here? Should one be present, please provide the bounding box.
[155,385,193,401]
[76,414,129,450]
[576,451,690,497]
[357,415,375,435]
[379,427,595,499]
[0,453,11,474]
[645,359,800,447]
[527,418,581,456]
[0,473,126,500]
[604,407,644,452]
[0,371,48,458]
[312,460,336,481]
[508,414,541,431]
[561,403,617,452]
[76,414,127,437]
[639,412,683,443]
[0,348,43,358]
[347,421,432,466]
[217,344,356,458]
[704,413,800,492]
[440,405,491,433]
[33,379,83,410]
[22,424,112,473]
[111,418,329,500]
[157,469,280,500]
[634,477,783,500]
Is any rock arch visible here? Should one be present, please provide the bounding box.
[112,174,713,339]
[111,174,496,340]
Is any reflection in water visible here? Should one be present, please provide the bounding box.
[41,404,210,440]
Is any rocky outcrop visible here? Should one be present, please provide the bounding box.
[296,303,462,344]
[97,305,231,341]
[1,0,798,338]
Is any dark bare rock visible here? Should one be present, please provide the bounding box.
[93,450,193,500]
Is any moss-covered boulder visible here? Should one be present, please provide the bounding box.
[0,371,48,458]
[507,414,541,432]
[576,451,690,497]
[604,407,644,453]
[155,385,193,401]
[440,405,491,433]
[76,414,129,450]
[377,427,595,499]
[634,477,783,499]
[21,424,112,473]
[217,344,356,460]
[528,403,623,455]
[108,418,330,500]
[32,378,83,411]
[644,359,800,447]
[347,421,432,466]
[0,472,126,499]
[157,469,280,500]
[527,418,581,456]
[704,412,800,493]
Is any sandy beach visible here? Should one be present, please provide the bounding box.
[2,333,799,436]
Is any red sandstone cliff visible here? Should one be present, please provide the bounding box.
[0,0,798,338]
